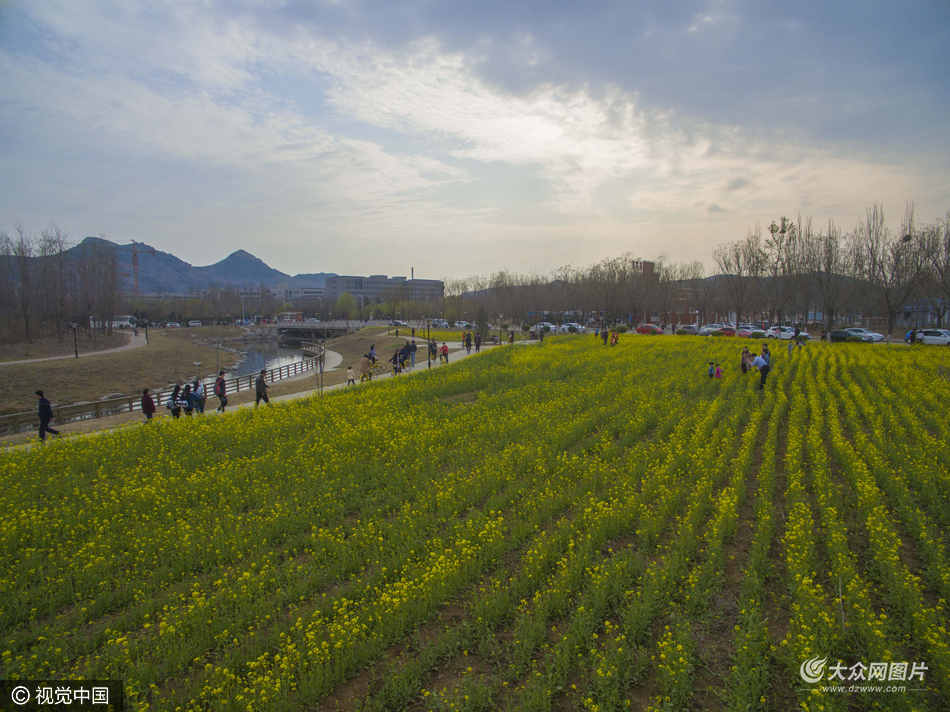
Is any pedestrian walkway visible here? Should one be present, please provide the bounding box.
[0,332,147,367]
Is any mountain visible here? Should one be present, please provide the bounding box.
[69,237,334,295]
[202,249,289,284]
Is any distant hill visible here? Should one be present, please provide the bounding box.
[67,237,335,294]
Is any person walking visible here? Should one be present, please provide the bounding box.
[35,390,60,440]
[409,340,417,367]
[168,384,183,419]
[193,379,206,414]
[255,369,270,406]
[346,366,356,386]
[539,327,544,343]
[181,384,194,416]
[508,331,515,345]
[141,388,156,422]
[708,362,715,379]
[752,352,770,390]
[369,345,377,364]
[602,329,609,346]
[360,354,373,382]
[440,342,449,363]
[214,370,228,412]
[474,333,482,353]
[464,332,472,355]
[390,348,402,375]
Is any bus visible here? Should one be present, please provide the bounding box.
[89,315,138,330]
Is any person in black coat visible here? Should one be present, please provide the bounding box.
[35,390,60,441]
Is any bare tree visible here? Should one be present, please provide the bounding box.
[683,261,713,326]
[851,203,926,339]
[653,255,681,327]
[921,212,950,328]
[804,220,856,337]
[712,226,764,326]
[12,221,36,343]
[587,256,629,325]
[761,216,803,324]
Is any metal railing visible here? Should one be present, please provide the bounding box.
[0,358,320,438]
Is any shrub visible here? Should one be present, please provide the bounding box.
[750,332,765,339]
[846,335,866,343]
[616,325,628,333]
[711,330,726,337]
[521,324,530,332]
[568,326,578,333]
[542,325,551,333]
[676,329,691,336]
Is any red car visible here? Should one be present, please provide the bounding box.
[718,326,737,337]
[636,324,664,335]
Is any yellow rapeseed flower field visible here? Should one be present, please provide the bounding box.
[1,337,947,711]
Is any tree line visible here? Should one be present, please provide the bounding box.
[441,203,950,335]
[3,203,948,344]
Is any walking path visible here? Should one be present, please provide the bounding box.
[0,332,146,367]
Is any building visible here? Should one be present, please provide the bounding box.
[325,275,444,303]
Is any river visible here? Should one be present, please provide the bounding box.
[231,341,307,377]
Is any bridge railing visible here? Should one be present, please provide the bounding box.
[0,357,320,438]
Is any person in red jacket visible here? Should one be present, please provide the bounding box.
[439,342,449,364]
[141,388,156,422]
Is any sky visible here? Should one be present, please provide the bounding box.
[1,0,949,280]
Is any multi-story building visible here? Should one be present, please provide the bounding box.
[325,275,444,303]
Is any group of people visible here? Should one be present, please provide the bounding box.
[141,368,270,422]
[708,345,773,390]
[740,344,772,390]
[461,331,483,354]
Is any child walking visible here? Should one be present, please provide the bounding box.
[346,366,356,386]
[714,363,723,379]
[708,362,715,379]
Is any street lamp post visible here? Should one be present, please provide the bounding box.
[72,324,78,358]
[426,318,432,369]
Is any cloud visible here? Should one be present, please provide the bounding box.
[0,0,948,277]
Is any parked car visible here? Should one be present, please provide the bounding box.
[391,320,408,327]
[766,326,801,340]
[305,317,321,323]
[636,323,664,335]
[738,326,766,338]
[829,330,871,343]
[188,320,202,327]
[536,321,557,332]
[717,326,737,337]
[698,323,724,336]
[845,327,884,342]
[558,322,587,333]
[166,322,181,328]
[676,325,698,335]
[915,329,950,345]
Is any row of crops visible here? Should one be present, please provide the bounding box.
[1,338,948,710]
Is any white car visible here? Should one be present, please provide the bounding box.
[558,322,587,333]
[188,320,202,327]
[698,323,725,336]
[916,329,950,345]
[766,326,799,340]
[536,321,557,332]
[166,322,181,328]
[845,327,884,342]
